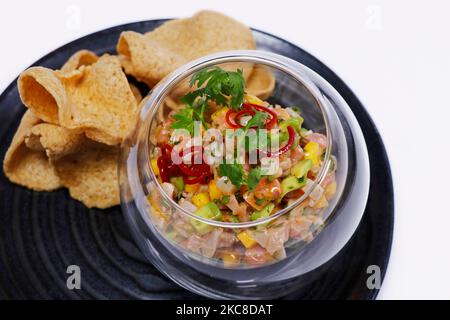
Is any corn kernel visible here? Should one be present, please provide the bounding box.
[209,180,222,200]
[211,107,229,122]
[151,159,159,176]
[304,141,321,165]
[147,194,164,219]
[244,93,264,105]
[237,231,257,249]
[184,183,199,193]
[221,252,240,267]
[192,192,211,208]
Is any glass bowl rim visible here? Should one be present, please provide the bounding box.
[142,49,336,228]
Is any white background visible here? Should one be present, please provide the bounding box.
[1,0,449,299]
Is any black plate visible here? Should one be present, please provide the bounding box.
[0,20,394,300]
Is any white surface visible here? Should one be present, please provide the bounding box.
[1,0,449,299]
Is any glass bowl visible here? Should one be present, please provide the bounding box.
[119,50,370,299]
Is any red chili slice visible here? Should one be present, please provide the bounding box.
[234,108,255,126]
[243,103,278,130]
[260,125,295,158]
[156,144,212,184]
[161,143,173,156]
[157,156,175,182]
[225,103,278,130]
[184,172,211,185]
[178,146,206,176]
[226,109,242,128]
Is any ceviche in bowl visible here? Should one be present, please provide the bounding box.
[120,50,369,298]
[149,86,336,267]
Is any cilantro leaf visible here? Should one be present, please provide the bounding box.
[247,167,262,191]
[226,71,245,109]
[243,111,268,131]
[172,67,245,135]
[218,163,245,188]
[191,97,209,129]
[188,67,245,110]
[170,107,194,134]
[171,98,208,135]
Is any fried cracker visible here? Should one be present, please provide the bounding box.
[60,50,99,73]
[3,110,61,191]
[18,55,139,145]
[246,66,276,100]
[25,123,86,160]
[52,141,120,209]
[117,11,256,86]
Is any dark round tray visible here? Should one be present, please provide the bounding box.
[0,20,394,300]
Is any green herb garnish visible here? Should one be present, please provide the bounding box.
[171,67,245,134]
[255,197,267,206]
[170,107,195,135]
[219,195,230,205]
[218,164,263,192]
[184,67,245,110]
[218,163,245,188]
[170,99,207,135]
[243,111,268,131]
[247,167,262,191]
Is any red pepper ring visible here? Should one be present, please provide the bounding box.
[242,103,278,130]
[178,146,207,176]
[234,108,256,126]
[226,103,278,130]
[157,144,212,184]
[169,145,202,162]
[183,172,211,185]
[156,156,168,182]
[180,162,210,177]
[226,109,242,128]
[259,125,295,158]
[157,155,181,182]
[161,143,173,156]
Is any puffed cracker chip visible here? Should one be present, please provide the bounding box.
[129,83,143,103]
[3,110,61,191]
[25,123,86,160]
[117,11,256,86]
[17,67,63,124]
[52,141,120,209]
[246,66,276,100]
[18,54,139,145]
[60,50,99,73]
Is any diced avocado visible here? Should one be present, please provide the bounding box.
[165,230,178,241]
[195,202,222,219]
[170,176,185,193]
[255,197,267,206]
[300,127,309,137]
[291,159,313,179]
[251,203,275,221]
[280,176,307,198]
[279,117,304,133]
[269,130,289,146]
[190,219,213,235]
[190,202,222,234]
[217,195,230,205]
